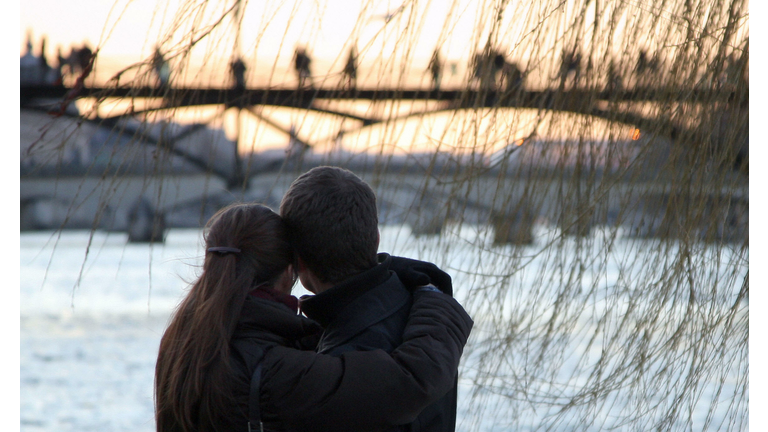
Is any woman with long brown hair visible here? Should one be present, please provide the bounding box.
[154,203,472,432]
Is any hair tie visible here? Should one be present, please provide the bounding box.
[207,247,241,254]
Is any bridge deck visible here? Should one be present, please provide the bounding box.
[21,85,743,108]
[22,84,747,147]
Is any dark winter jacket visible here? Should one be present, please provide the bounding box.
[220,285,473,432]
[300,254,460,432]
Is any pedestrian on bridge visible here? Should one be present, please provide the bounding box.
[63,43,93,79]
[152,48,171,89]
[606,59,623,92]
[428,49,443,91]
[471,51,493,89]
[294,47,313,89]
[559,48,581,89]
[471,49,505,90]
[635,50,659,87]
[342,47,358,90]
[230,58,247,90]
[501,61,523,92]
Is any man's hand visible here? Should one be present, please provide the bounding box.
[389,256,453,296]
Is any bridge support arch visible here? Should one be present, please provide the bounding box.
[558,206,593,238]
[407,206,447,236]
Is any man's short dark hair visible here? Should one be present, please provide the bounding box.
[280,166,379,284]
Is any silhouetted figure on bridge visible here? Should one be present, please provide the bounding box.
[635,50,658,75]
[152,48,171,89]
[470,52,486,88]
[501,61,523,92]
[717,52,747,91]
[606,60,623,92]
[77,44,93,75]
[294,48,313,89]
[230,58,247,90]
[635,50,659,87]
[559,48,581,88]
[51,44,97,117]
[494,53,505,73]
[342,47,358,90]
[472,50,504,90]
[58,43,95,82]
[428,49,443,91]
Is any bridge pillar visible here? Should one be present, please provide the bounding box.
[127,198,166,243]
[558,210,593,237]
[20,199,44,231]
[557,183,594,238]
[626,192,748,243]
[492,209,535,245]
[408,210,446,236]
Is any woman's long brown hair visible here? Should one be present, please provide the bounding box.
[154,203,294,432]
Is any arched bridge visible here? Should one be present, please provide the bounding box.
[20,84,748,243]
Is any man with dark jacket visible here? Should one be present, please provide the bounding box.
[280,166,460,432]
[227,284,472,432]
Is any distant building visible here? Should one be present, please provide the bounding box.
[21,33,53,85]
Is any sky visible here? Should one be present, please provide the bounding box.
[18,0,643,86]
[20,0,483,81]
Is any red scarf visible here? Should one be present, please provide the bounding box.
[249,286,299,313]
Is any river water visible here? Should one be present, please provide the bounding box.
[20,226,748,432]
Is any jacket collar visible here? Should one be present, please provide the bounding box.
[300,253,392,327]
[314,271,410,353]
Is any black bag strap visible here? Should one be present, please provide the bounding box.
[247,347,266,432]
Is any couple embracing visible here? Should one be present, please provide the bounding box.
[155,166,473,432]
